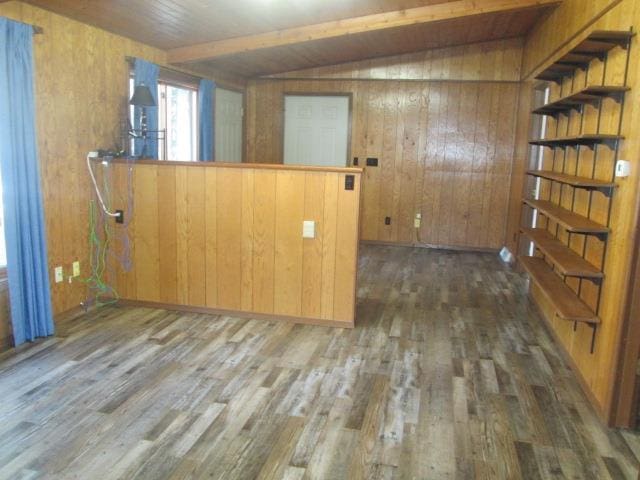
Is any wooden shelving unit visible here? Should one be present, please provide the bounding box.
[523,199,609,235]
[519,257,600,324]
[526,170,616,194]
[536,31,634,83]
[529,134,623,150]
[532,86,629,117]
[521,228,603,279]
[519,30,633,350]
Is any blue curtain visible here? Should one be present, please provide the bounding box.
[0,17,54,345]
[198,79,215,161]
[133,58,159,159]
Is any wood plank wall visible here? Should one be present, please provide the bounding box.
[0,1,166,319]
[503,81,536,254]
[109,162,361,326]
[0,2,245,344]
[521,0,623,80]
[270,38,524,82]
[511,0,640,425]
[246,40,523,250]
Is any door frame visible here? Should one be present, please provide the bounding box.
[215,85,245,163]
[612,195,640,427]
[281,92,353,167]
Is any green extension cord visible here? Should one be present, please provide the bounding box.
[85,199,119,307]
[85,163,121,307]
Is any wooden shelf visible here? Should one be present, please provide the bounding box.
[521,228,603,279]
[519,256,600,324]
[523,199,609,235]
[529,134,623,150]
[536,31,634,83]
[526,170,616,193]
[532,86,629,117]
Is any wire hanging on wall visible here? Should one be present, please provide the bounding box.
[84,153,135,308]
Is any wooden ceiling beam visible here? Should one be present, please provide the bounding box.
[168,0,561,64]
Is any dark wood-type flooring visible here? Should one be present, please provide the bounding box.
[0,245,639,479]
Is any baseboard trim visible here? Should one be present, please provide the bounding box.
[525,290,609,424]
[54,304,92,325]
[117,299,355,329]
[360,240,499,254]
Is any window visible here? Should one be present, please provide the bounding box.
[129,75,198,161]
[158,82,198,161]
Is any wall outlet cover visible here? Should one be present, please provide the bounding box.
[54,266,63,283]
[302,220,316,239]
[615,160,631,178]
[73,261,80,277]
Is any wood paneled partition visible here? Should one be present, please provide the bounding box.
[109,162,361,327]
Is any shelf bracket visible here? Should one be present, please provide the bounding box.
[595,186,616,198]
[588,276,603,286]
[574,50,608,62]
[602,138,620,150]
[610,91,627,104]
[594,232,609,242]
[570,104,585,114]
[557,61,588,72]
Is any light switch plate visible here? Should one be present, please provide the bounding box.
[303,220,316,239]
[54,266,63,283]
[73,261,80,277]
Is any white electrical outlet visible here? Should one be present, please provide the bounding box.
[616,160,631,178]
[302,220,316,239]
[54,266,63,283]
[73,261,80,277]
[414,218,421,228]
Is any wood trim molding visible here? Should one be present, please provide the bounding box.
[262,77,522,85]
[611,195,640,427]
[360,240,499,254]
[167,0,561,64]
[117,299,355,329]
[104,158,363,174]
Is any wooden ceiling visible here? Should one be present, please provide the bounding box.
[19,0,461,48]
[21,0,561,78]
[190,9,546,78]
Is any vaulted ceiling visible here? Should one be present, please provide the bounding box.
[20,0,562,77]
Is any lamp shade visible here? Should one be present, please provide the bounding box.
[129,84,156,107]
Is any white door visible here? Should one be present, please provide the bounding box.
[284,95,349,167]
[215,88,243,162]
